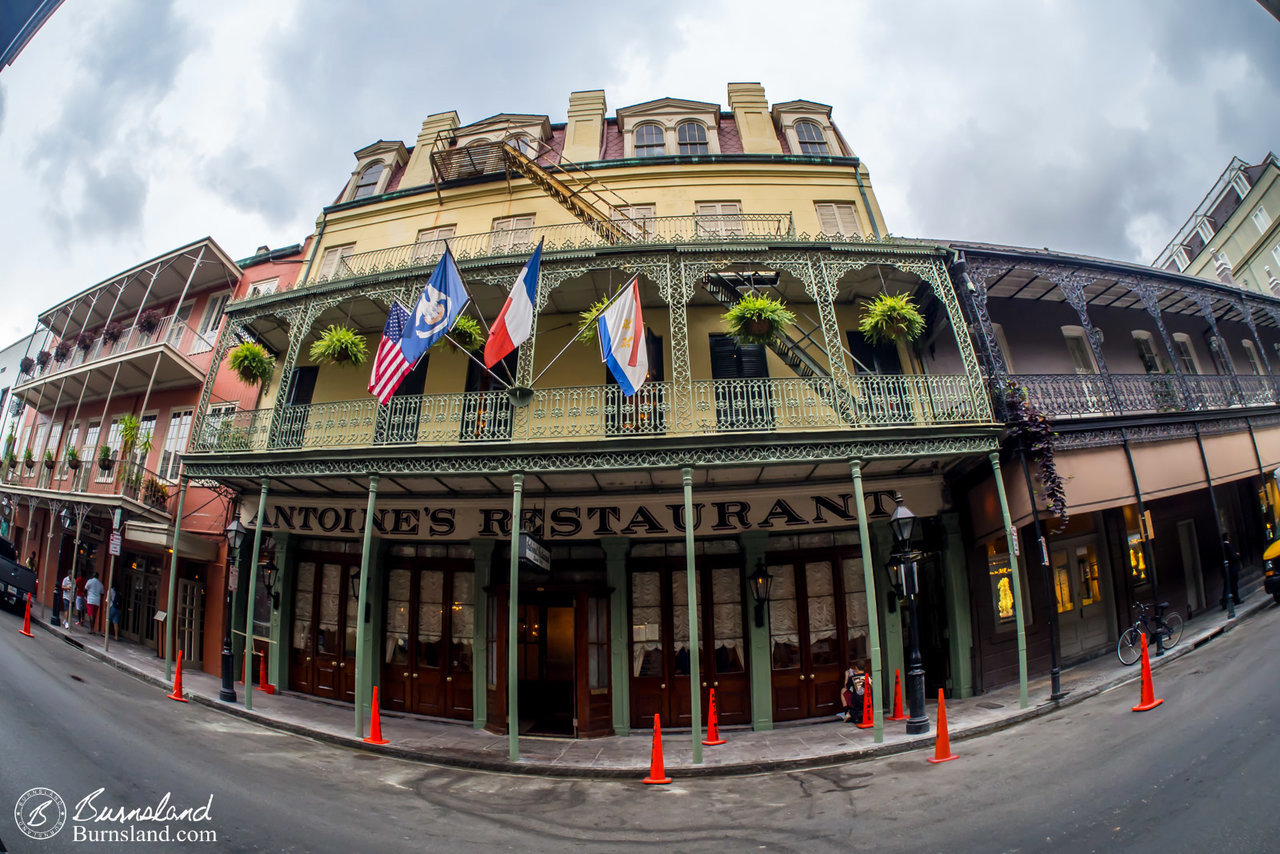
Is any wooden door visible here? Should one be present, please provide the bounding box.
[768,558,844,721]
[802,559,843,716]
[313,562,344,699]
[577,593,613,737]
[381,566,413,711]
[381,564,474,720]
[445,570,474,719]
[629,569,667,725]
[289,561,316,694]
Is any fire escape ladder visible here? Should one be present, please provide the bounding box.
[702,274,861,424]
[498,141,631,245]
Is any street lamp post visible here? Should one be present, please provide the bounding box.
[221,517,246,703]
[889,495,930,735]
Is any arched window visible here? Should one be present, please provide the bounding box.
[510,135,538,157]
[352,162,385,200]
[635,123,665,157]
[677,121,708,155]
[795,120,830,155]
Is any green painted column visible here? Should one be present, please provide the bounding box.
[850,461,884,742]
[268,533,295,692]
[681,467,703,765]
[469,538,495,730]
[869,519,903,717]
[601,536,630,736]
[367,538,389,699]
[164,477,188,682]
[507,473,524,761]
[940,512,974,699]
[243,479,269,711]
[738,530,772,732]
[354,474,379,737]
[989,451,1029,709]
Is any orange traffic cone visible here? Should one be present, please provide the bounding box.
[168,650,188,703]
[856,672,875,728]
[642,713,672,784]
[363,685,390,744]
[1131,632,1164,712]
[887,669,907,721]
[18,595,33,637]
[257,653,275,695]
[927,689,957,763]
[702,688,726,746]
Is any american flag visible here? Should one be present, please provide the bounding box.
[368,301,415,404]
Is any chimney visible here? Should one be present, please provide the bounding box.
[727,83,782,154]
[1213,250,1237,286]
[561,90,607,163]
[402,111,462,188]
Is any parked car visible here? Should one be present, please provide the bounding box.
[1265,560,1280,605]
[0,536,35,613]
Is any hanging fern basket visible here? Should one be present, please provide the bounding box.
[449,316,486,353]
[723,293,796,346]
[229,342,276,386]
[309,325,368,368]
[857,293,925,346]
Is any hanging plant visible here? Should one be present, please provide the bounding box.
[229,341,275,386]
[4,449,16,471]
[575,296,613,344]
[53,340,72,363]
[102,321,124,344]
[23,447,34,469]
[857,293,926,346]
[308,324,369,368]
[118,414,142,462]
[1004,382,1068,534]
[43,449,55,470]
[723,293,796,346]
[75,331,96,353]
[66,446,81,470]
[97,444,113,472]
[446,316,486,352]
[35,350,51,368]
[18,356,34,375]
[137,308,163,335]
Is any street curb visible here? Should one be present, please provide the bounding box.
[31,597,1273,779]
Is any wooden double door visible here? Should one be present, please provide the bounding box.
[379,559,473,720]
[629,558,750,729]
[290,557,358,701]
[767,550,869,722]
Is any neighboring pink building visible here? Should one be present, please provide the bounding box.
[0,237,307,675]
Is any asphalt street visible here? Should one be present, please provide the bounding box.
[0,602,1277,853]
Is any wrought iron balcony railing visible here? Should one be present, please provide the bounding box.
[280,214,796,291]
[1010,372,1280,420]
[188,373,986,455]
[16,317,214,388]
[1,457,176,514]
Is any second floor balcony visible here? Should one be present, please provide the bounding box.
[189,373,987,456]
[1012,372,1279,420]
[1,458,177,520]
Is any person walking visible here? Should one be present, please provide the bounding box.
[60,572,72,628]
[107,586,121,640]
[74,573,87,626]
[1222,534,1242,608]
[84,572,104,635]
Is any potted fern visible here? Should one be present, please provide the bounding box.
[723,293,796,346]
[75,331,96,353]
[309,324,368,367]
[138,308,163,335]
[35,350,51,368]
[857,293,925,345]
[66,446,81,470]
[18,356,34,375]
[230,342,275,386]
[4,449,15,473]
[43,449,55,470]
[445,316,486,352]
[23,447,34,470]
[97,444,113,472]
[102,321,124,345]
[575,296,613,344]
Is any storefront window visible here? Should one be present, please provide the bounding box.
[806,562,838,667]
[385,568,411,666]
[450,572,473,673]
[631,571,663,677]
[1077,545,1101,606]
[1127,533,1147,584]
[768,564,799,669]
[711,568,743,673]
[987,549,1017,626]
[418,570,443,668]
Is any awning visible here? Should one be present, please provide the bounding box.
[123,521,220,563]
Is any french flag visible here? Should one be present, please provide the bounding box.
[484,239,543,368]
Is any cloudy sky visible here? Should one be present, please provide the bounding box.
[0,0,1277,342]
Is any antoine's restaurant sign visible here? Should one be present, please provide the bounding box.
[244,481,944,542]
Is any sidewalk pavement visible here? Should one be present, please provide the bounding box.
[30,595,1275,779]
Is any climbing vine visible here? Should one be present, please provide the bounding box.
[1004,382,1068,533]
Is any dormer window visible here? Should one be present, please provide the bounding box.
[635,123,665,157]
[352,162,385,200]
[1196,219,1215,243]
[677,121,708,155]
[1232,172,1251,199]
[795,120,830,155]
[1173,247,1190,271]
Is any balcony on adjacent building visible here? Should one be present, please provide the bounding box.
[1,457,177,521]
[187,373,987,456]
[1011,373,1279,420]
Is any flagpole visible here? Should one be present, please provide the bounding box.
[442,333,514,389]
[531,276,636,387]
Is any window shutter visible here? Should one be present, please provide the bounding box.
[709,335,740,379]
[738,343,769,378]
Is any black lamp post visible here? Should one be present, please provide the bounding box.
[260,560,280,610]
[748,560,773,628]
[221,517,246,703]
[889,494,930,735]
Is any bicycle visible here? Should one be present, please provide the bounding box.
[1116,601,1183,665]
